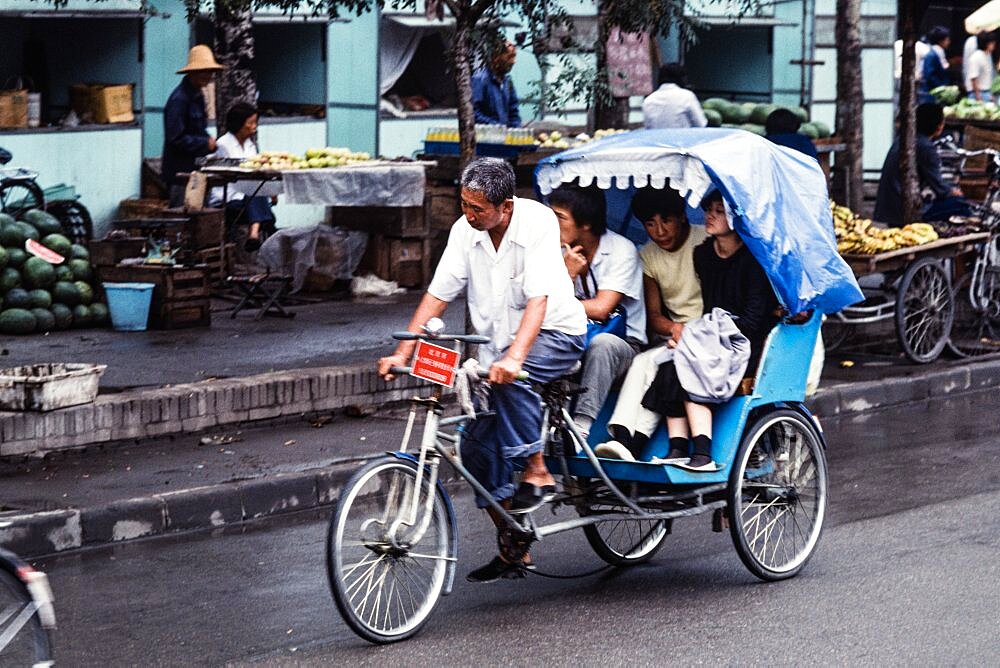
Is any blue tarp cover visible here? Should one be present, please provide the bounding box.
[534,128,863,315]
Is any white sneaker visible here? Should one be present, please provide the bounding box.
[593,440,635,461]
[672,457,720,472]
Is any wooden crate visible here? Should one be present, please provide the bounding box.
[328,206,427,238]
[118,198,169,220]
[152,298,211,329]
[361,234,427,288]
[164,207,225,249]
[962,125,1000,173]
[98,265,210,301]
[193,243,234,285]
[89,237,146,267]
[425,184,460,231]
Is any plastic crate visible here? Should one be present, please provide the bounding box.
[0,363,107,412]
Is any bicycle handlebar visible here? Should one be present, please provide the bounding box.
[392,331,491,344]
[389,366,530,381]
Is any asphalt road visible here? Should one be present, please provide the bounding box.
[33,390,1000,666]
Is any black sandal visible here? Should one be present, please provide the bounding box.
[466,556,525,583]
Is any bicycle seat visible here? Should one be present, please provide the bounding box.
[0,147,10,165]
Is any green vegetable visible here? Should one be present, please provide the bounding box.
[930,85,961,106]
[704,108,723,127]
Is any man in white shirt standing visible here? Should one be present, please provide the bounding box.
[965,32,997,101]
[378,158,586,582]
[548,185,646,441]
[642,63,707,129]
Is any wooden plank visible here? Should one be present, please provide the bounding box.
[841,232,990,275]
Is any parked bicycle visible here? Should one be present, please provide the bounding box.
[0,524,56,666]
[0,148,44,219]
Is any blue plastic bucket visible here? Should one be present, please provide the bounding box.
[102,282,155,331]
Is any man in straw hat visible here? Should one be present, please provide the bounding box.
[163,45,224,206]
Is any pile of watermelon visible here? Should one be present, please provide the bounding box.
[0,209,109,335]
[699,99,832,139]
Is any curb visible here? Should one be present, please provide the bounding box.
[0,457,377,558]
[0,364,427,458]
[2,358,999,558]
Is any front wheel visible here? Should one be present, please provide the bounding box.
[0,180,44,219]
[728,409,828,581]
[895,257,954,363]
[0,567,53,666]
[327,457,453,644]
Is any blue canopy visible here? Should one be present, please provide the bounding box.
[534,128,863,315]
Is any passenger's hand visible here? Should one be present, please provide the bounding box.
[207,136,217,152]
[489,355,523,385]
[952,186,963,197]
[667,338,678,349]
[563,244,588,279]
[669,321,685,341]
[378,353,408,381]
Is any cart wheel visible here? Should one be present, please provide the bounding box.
[822,312,850,351]
[728,409,827,582]
[583,513,669,566]
[327,457,453,644]
[894,257,954,363]
[946,273,1000,357]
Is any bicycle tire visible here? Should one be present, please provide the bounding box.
[0,180,44,219]
[45,199,93,246]
[0,567,53,666]
[583,514,669,566]
[947,273,999,357]
[327,456,453,644]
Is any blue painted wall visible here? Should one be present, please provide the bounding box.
[327,11,379,154]
[142,0,193,158]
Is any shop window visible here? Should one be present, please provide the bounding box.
[380,19,456,117]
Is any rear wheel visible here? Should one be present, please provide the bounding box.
[327,457,452,644]
[0,568,53,666]
[728,409,827,581]
[0,180,44,219]
[583,511,668,566]
[895,257,954,363]
[947,273,1000,357]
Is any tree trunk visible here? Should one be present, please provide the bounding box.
[213,0,257,134]
[835,0,863,212]
[592,0,625,131]
[898,2,920,224]
[452,16,477,169]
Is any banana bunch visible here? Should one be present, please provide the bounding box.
[831,201,939,255]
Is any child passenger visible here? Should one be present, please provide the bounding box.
[598,190,779,471]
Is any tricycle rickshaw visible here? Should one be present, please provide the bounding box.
[326,129,864,644]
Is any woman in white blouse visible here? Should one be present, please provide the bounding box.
[212,102,276,251]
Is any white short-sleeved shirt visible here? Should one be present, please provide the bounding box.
[966,49,995,93]
[642,84,708,129]
[428,197,587,362]
[575,230,647,344]
[209,133,257,205]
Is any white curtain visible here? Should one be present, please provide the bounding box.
[380,20,426,95]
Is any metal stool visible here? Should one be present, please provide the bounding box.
[226,272,295,320]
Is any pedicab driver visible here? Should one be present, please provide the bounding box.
[378,158,586,582]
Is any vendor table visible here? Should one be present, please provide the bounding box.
[828,231,989,363]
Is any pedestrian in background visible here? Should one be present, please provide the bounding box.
[163,45,223,207]
[919,26,952,103]
[642,63,707,130]
[764,108,818,161]
[471,41,521,127]
[965,32,997,102]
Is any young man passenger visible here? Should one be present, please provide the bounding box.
[594,187,706,461]
[378,158,586,582]
[548,185,647,442]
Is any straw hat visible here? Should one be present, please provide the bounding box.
[177,45,224,73]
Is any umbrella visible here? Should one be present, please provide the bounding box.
[966,0,1000,34]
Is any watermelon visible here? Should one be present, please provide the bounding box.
[740,123,766,136]
[750,103,778,125]
[702,97,730,112]
[31,307,56,332]
[50,303,73,330]
[0,246,7,270]
[40,233,72,257]
[6,248,27,268]
[0,212,14,228]
[27,288,52,309]
[0,221,26,247]
[69,244,90,261]
[704,109,723,127]
[52,281,80,306]
[4,288,31,309]
[0,308,36,335]
[14,221,39,242]
[22,256,57,289]
[812,120,832,138]
[25,239,65,264]
[74,281,93,305]
[68,259,92,282]
[89,302,109,325]
[798,122,819,139]
[22,209,63,236]
[0,267,21,292]
[790,106,809,123]
[72,304,91,327]
[721,102,749,124]
[55,265,74,282]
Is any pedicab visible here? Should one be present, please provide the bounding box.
[326,128,864,644]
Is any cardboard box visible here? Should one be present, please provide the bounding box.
[0,89,28,128]
[70,83,135,124]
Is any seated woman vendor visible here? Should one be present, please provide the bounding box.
[210,102,277,251]
[596,190,779,471]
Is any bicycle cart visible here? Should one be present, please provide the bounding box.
[828,233,989,363]
[326,129,863,644]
